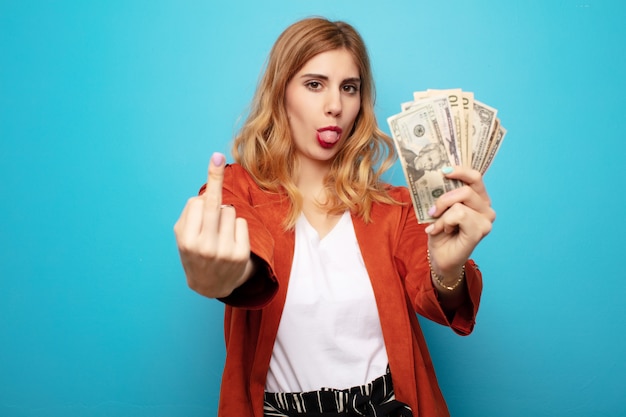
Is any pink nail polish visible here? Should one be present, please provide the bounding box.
[428,205,436,216]
[211,152,225,167]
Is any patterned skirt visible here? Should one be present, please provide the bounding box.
[263,368,413,417]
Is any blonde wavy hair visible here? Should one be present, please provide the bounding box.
[232,17,399,229]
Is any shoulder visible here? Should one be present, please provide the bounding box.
[197,163,256,195]
[223,163,288,209]
[363,183,414,226]
[224,163,253,182]
[353,184,423,255]
[222,163,262,193]
[383,183,412,203]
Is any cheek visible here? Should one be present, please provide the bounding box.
[285,96,305,125]
[284,87,300,120]
[348,105,362,132]
[349,100,361,118]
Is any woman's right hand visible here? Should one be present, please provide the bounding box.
[173,152,253,298]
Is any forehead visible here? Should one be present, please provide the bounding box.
[296,49,360,77]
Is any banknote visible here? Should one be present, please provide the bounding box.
[387,99,463,223]
[479,125,507,174]
[461,91,474,168]
[402,95,462,166]
[388,89,506,222]
[427,89,467,167]
[470,100,498,171]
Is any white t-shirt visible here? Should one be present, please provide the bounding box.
[265,211,389,393]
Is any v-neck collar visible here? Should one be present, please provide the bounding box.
[298,211,350,243]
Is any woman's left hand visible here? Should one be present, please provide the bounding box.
[425,166,496,278]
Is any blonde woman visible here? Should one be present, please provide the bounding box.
[174,17,495,417]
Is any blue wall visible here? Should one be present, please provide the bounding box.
[1,1,625,416]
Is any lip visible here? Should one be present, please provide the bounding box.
[317,126,343,134]
[316,126,343,149]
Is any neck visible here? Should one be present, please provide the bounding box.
[294,157,343,237]
[294,157,331,202]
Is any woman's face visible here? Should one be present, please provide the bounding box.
[285,48,361,170]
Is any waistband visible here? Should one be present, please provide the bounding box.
[263,368,413,416]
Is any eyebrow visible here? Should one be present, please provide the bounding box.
[300,73,361,84]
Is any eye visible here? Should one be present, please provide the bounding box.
[342,84,360,95]
[305,81,323,91]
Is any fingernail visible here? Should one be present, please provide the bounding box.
[428,205,437,216]
[425,224,434,234]
[211,152,225,167]
[441,166,453,174]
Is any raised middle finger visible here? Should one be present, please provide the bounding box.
[201,152,226,236]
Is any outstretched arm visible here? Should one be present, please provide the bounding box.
[173,153,255,298]
[425,166,496,311]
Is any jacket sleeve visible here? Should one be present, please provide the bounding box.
[198,164,278,309]
[393,188,483,336]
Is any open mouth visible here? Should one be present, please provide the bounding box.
[317,126,342,149]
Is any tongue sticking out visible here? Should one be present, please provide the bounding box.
[318,130,339,143]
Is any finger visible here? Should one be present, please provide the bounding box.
[216,205,237,254]
[433,185,491,216]
[233,217,250,257]
[443,223,459,234]
[426,203,465,236]
[442,166,490,201]
[174,197,204,240]
[173,200,190,237]
[182,196,205,235]
[200,152,226,237]
[426,203,493,238]
[204,152,226,211]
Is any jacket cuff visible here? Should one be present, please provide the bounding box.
[218,253,278,309]
[445,259,482,336]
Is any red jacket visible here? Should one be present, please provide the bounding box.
[212,164,482,416]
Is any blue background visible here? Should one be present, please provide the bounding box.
[1,0,625,416]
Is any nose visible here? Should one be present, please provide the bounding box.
[324,90,342,117]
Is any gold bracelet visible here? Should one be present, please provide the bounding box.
[427,250,465,291]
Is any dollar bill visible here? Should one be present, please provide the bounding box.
[470,99,498,170]
[474,116,499,171]
[389,88,506,223]
[387,100,463,223]
[427,89,466,167]
[402,95,462,166]
[479,125,507,174]
[461,91,474,168]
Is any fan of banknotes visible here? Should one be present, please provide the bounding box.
[387,89,506,223]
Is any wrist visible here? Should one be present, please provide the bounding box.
[427,250,465,291]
